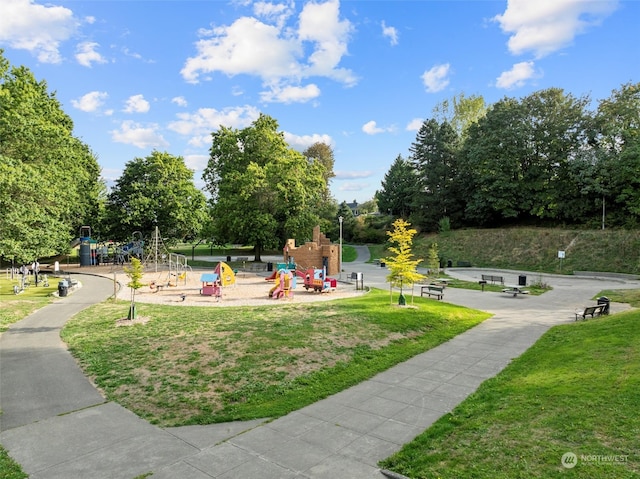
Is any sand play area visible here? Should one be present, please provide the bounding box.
[104,268,365,307]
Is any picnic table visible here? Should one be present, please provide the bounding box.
[502,285,529,297]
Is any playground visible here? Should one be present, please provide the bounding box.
[62,224,354,307]
[109,268,363,307]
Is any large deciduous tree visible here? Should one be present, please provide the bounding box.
[0,50,102,264]
[105,151,208,242]
[459,97,528,225]
[594,82,640,227]
[302,141,339,235]
[459,89,591,225]
[432,92,487,141]
[519,88,592,220]
[303,142,335,197]
[203,114,325,261]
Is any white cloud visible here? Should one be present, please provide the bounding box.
[381,21,398,46]
[167,105,261,138]
[362,120,394,135]
[406,118,423,131]
[110,120,168,149]
[186,136,209,148]
[496,61,537,89]
[182,16,302,83]
[338,181,371,192]
[494,0,619,58]
[122,47,142,60]
[298,0,356,84]
[101,167,122,184]
[253,0,294,28]
[335,170,374,180]
[184,153,209,173]
[181,0,356,100]
[75,41,107,67]
[260,83,321,103]
[123,94,150,113]
[362,121,384,135]
[284,132,333,151]
[421,63,451,93]
[71,91,108,112]
[0,0,78,63]
[171,96,188,107]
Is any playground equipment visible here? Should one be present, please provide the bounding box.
[165,253,190,286]
[284,226,340,276]
[269,269,296,299]
[114,231,144,264]
[265,261,297,281]
[77,226,99,266]
[200,273,221,300]
[302,267,336,293]
[214,261,236,287]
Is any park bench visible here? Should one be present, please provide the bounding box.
[235,256,249,262]
[481,274,504,285]
[575,304,607,321]
[457,261,472,267]
[421,285,444,300]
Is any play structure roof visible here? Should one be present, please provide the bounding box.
[200,273,219,283]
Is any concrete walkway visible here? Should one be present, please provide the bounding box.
[1,254,637,478]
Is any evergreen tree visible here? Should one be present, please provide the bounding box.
[336,201,356,242]
[376,155,416,218]
[410,119,462,230]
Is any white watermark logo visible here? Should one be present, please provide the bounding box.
[562,451,629,468]
[561,452,577,469]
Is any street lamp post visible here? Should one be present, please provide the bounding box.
[338,216,343,280]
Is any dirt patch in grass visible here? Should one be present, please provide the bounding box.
[116,316,151,327]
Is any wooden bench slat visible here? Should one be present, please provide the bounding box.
[482,274,504,284]
[575,304,606,320]
[421,285,444,300]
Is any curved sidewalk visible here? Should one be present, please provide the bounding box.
[1,265,636,478]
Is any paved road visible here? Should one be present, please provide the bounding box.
[0,255,636,478]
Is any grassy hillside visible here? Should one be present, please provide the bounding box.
[410,228,640,275]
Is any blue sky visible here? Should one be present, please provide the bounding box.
[1,0,638,204]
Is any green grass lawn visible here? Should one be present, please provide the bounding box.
[61,289,490,426]
[596,288,640,307]
[0,277,59,332]
[446,276,552,295]
[380,310,640,478]
[341,244,357,263]
[0,446,27,479]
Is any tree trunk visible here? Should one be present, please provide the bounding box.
[253,243,263,262]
